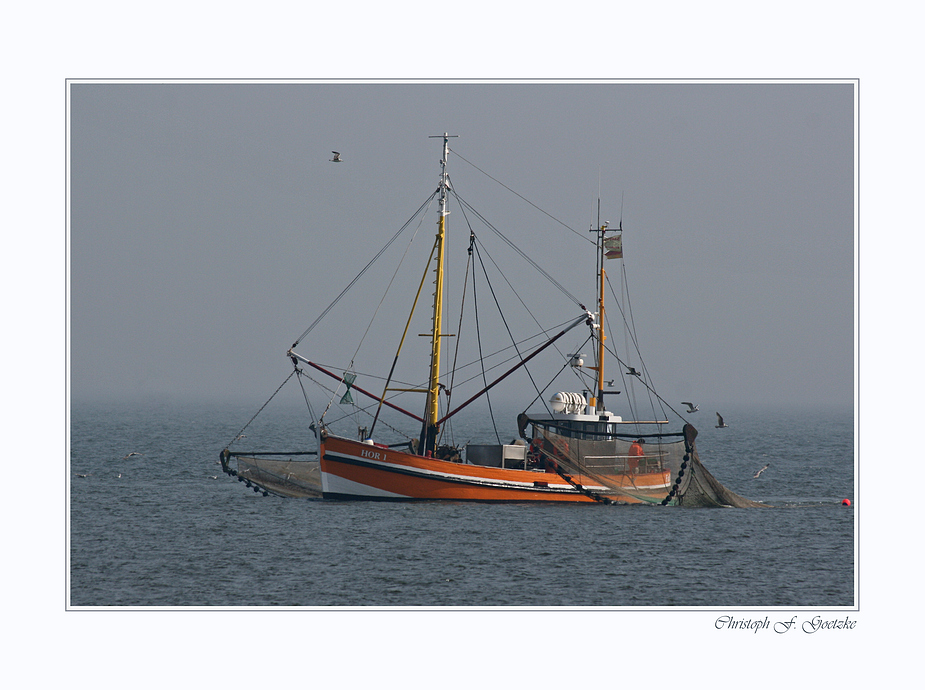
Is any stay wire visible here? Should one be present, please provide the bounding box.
[337,191,437,424]
[441,322,578,393]
[450,192,566,432]
[441,230,475,448]
[291,188,440,348]
[468,232,585,411]
[472,240,547,412]
[475,245,539,390]
[295,368,319,441]
[449,184,585,310]
[449,148,595,247]
[442,195,550,441]
[603,273,683,424]
[614,267,672,424]
[303,372,412,441]
[470,243,501,444]
[521,332,594,414]
[226,369,297,448]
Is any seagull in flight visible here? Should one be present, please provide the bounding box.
[330,151,342,162]
[753,463,770,478]
[122,452,143,459]
[682,402,699,413]
[715,412,728,428]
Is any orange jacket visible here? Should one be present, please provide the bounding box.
[628,442,644,471]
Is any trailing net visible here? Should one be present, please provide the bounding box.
[220,451,322,498]
[530,422,763,507]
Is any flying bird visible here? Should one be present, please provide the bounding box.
[753,463,770,478]
[682,402,700,413]
[330,151,342,162]
[122,452,143,459]
[715,413,728,428]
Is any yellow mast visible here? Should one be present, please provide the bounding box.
[588,219,608,412]
[421,133,456,453]
[596,256,607,411]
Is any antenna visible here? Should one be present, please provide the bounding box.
[619,190,624,231]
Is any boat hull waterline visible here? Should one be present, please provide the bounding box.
[319,434,672,503]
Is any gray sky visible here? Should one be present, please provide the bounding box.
[69,82,854,411]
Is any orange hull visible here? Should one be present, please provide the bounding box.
[319,435,671,503]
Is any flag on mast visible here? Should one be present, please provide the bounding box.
[604,234,623,259]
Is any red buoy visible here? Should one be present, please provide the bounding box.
[841,498,852,506]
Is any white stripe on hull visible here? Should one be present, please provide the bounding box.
[321,470,409,498]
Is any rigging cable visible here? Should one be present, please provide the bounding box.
[464,229,585,418]
[343,194,436,432]
[614,247,670,426]
[312,192,438,425]
[450,182,580,361]
[225,369,297,449]
[602,271,685,423]
[448,148,595,247]
[301,371,413,441]
[313,317,574,420]
[437,321,579,395]
[452,189,568,425]
[370,238,440,438]
[449,185,586,311]
[441,192,573,433]
[472,239,552,426]
[441,230,476,448]
[470,238,502,444]
[345,193,436,371]
[607,268,675,424]
[295,367,319,438]
[290,188,440,348]
[520,332,594,413]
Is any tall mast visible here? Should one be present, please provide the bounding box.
[588,198,608,413]
[591,199,624,413]
[596,228,607,413]
[421,133,456,454]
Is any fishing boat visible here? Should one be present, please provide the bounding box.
[221,134,760,507]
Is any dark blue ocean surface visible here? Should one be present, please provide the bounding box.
[69,400,855,608]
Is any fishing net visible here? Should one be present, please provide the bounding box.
[525,419,763,507]
[675,426,766,508]
[222,452,322,498]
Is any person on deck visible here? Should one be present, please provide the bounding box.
[628,438,645,474]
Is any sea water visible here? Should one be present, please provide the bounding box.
[68,399,855,608]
